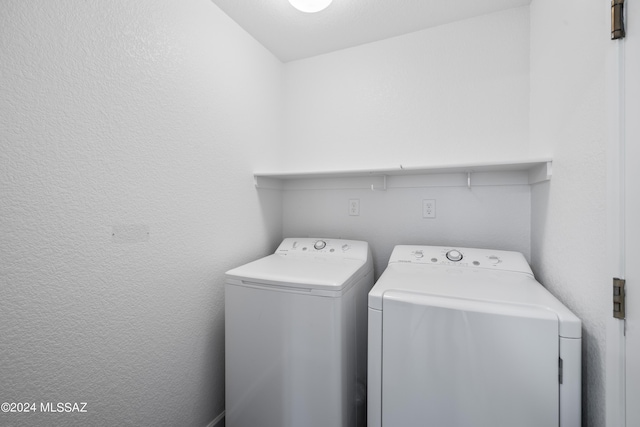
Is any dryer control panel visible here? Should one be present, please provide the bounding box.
[389,245,533,275]
[275,238,369,261]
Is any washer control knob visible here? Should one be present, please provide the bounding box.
[414,250,424,259]
[314,240,327,250]
[446,249,463,262]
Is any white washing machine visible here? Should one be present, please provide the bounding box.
[368,245,581,427]
[225,238,373,427]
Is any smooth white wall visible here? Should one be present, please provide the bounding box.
[283,7,530,170]
[281,7,532,276]
[529,1,608,426]
[283,183,531,279]
[0,1,282,426]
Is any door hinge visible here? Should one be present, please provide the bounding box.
[612,0,625,40]
[558,357,563,384]
[613,278,626,319]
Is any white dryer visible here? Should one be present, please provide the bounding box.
[368,245,581,427]
[225,238,373,427]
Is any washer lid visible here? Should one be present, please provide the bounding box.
[225,253,369,292]
[369,263,581,339]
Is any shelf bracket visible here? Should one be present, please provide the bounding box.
[371,175,387,191]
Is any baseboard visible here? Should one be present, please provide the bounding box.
[205,410,225,427]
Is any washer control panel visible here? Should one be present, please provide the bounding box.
[391,245,532,275]
[446,249,463,262]
[276,238,369,261]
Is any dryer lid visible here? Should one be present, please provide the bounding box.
[381,291,561,427]
[369,263,581,339]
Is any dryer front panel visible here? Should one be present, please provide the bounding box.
[382,291,560,427]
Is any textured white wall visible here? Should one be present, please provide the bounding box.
[283,7,530,170]
[281,7,532,276]
[529,1,608,426]
[0,1,282,426]
[0,1,611,425]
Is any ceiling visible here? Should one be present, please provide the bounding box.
[210,0,531,63]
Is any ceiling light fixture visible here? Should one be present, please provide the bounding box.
[288,0,333,13]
